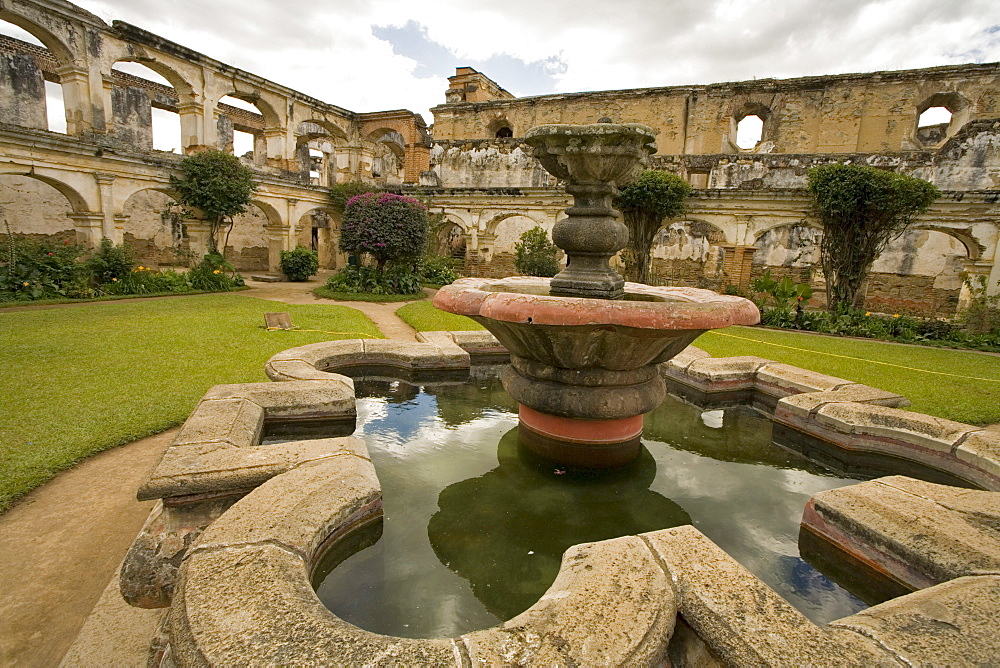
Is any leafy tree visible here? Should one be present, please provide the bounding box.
[339,192,427,270]
[808,164,939,311]
[614,171,691,284]
[514,226,559,277]
[330,181,381,213]
[169,150,257,256]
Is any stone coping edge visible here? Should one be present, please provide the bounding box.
[166,457,678,667]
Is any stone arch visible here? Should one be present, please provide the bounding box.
[296,121,350,185]
[0,172,83,243]
[867,227,972,317]
[0,11,75,67]
[484,211,547,239]
[646,219,729,287]
[295,207,339,268]
[217,91,280,128]
[432,215,469,259]
[912,225,983,261]
[297,120,349,142]
[364,128,405,183]
[110,56,195,101]
[219,200,274,271]
[487,117,515,138]
[0,169,91,212]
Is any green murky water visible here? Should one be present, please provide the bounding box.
[311,371,865,638]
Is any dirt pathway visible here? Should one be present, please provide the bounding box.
[0,276,427,665]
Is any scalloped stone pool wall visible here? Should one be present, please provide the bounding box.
[113,332,1000,665]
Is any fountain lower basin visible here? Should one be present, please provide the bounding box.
[434,276,760,466]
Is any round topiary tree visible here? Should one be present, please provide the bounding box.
[614,170,691,284]
[514,226,560,277]
[808,164,939,312]
[279,246,320,282]
[339,192,428,270]
[170,150,257,257]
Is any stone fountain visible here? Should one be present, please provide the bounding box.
[434,122,760,467]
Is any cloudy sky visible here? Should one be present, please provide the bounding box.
[15,0,1000,123]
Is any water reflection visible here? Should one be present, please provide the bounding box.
[428,428,691,620]
[316,376,866,638]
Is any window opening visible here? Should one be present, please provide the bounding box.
[233,129,255,157]
[112,62,180,153]
[495,126,513,138]
[44,80,65,133]
[918,106,952,128]
[736,115,763,149]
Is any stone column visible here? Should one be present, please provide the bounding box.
[94,173,119,243]
[989,240,1000,298]
[177,101,205,153]
[958,260,996,311]
[185,221,211,261]
[286,199,299,251]
[264,128,287,170]
[69,212,105,247]
[56,65,101,136]
[266,226,284,272]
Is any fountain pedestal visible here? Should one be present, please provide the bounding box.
[435,122,760,467]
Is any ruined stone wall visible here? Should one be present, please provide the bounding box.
[432,64,1000,155]
[430,139,556,188]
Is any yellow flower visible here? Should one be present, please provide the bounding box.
[213,269,221,274]
[22,281,28,286]
[865,311,871,316]
[893,314,900,318]
[112,278,118,282]
[137,265,145,271]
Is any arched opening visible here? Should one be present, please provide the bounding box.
[217,95,265,164]
[110,61,183,153]
[488,214,548,275]
[648,220,729,288]
[730,102,771,152]
[868,228,970,317]
[0,173,79,242]
[434,220,467,259]
[0,19,67,133]
[222,201,271,271]
[295,121,349,186]
[296,208,338,268]
[495,126,513,138]
[365,128,406,184]
[735,115,764,150]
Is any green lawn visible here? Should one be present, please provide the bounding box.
[396,301,485,332]
[696,326,1000,426]
[0,294,382,512]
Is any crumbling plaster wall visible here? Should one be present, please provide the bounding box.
[0,175,75,237]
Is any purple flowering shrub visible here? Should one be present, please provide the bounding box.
[340,192,428,269]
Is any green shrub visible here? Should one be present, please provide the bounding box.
[187,253,244,291]
[325,265,423,295]
[87,238,135,285]
[514,226,559,277]
[419,254,459,286]
[280,246,320,282]
[102,267,192,295]
[0,236,89,300]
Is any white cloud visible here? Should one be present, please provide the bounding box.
[17,0,1000,123]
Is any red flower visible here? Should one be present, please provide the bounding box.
[47,252,53,256]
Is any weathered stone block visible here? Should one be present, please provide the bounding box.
[202,379,355,420]
[804,476,1000,588]
[362,339,468,369]
[676,356,772,391]
[193,457,380,558]
[661,344,712,375]
[755,362,853,397]
[814,403,981,454]
[955,429,1000,485]
[169,544,458,667]
[138,437,366,501]
[462,535,675,666]
[641,525,891,665]
[830,575,1000,665]
[171,398,263,449]
[264,359,333,382]
[774,385,911,421]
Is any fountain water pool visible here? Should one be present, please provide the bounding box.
[307,370,867,638]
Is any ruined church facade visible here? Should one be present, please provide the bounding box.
[1,0,998,317]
